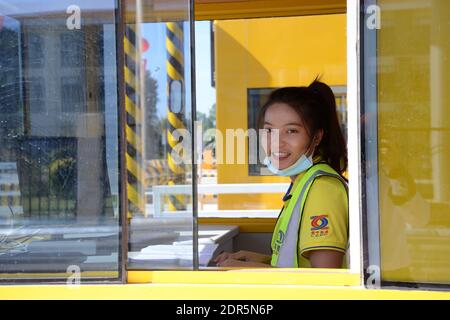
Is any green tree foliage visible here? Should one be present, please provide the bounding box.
[197,103,216,149]
[48,147,77,198]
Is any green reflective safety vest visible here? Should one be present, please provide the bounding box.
[270,163,348,268]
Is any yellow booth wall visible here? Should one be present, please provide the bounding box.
[214,14,347,210]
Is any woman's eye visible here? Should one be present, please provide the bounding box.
[287,129,298,134]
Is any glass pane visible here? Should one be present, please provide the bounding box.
[362,0,450,286]
[195,15,349,269]
[0,1,121,282]
[126,0,195,270]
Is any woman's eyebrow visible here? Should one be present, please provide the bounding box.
[264,122,302,126]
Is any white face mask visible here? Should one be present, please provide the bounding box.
[263,153,314,177]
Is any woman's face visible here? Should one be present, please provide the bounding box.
[262,102,313,170]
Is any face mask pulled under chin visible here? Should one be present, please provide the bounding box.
[263,153,314,177]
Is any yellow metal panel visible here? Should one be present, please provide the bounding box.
[195,0,346,20]
[123,0,346,22]
[1,283,450,300]
[127,270,360,286]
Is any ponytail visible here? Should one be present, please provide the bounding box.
[258,78,347,174]
[308,79,347,174]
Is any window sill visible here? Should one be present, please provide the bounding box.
[127,269,361,287]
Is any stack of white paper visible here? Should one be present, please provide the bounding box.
[129,240,219,266]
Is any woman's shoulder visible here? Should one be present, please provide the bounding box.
[305,174,349,213]
[307,163,348,203]
[311,174,347,194]
[310,163,347,187]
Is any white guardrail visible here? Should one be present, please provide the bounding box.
[147,183,290,218]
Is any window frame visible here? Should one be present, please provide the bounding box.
[124,0,364,287]
[359,0,450,291]
[117,0,129,284]
[359,0,382,289]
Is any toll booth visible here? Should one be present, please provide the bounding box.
[0,0,449,300]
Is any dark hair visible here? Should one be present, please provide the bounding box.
[257,79,347,174]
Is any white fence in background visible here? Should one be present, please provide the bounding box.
[148,183,290,218]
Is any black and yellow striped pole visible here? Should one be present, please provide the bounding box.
[124,24,145,219]
[166,21,186,212]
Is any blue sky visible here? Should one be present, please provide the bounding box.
[141,21,216,119]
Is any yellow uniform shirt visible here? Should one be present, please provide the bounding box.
[281,171,348,268]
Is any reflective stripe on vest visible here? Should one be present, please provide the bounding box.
[271,163,348,268]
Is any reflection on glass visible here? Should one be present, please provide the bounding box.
[363,0,450,285]
[169,80,183,114]
[126,1,194,270]
[0,1,120,281]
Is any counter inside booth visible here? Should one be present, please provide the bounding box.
[128,223,240,269]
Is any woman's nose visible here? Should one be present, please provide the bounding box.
[270,132,287,151]
[277,130,288,141]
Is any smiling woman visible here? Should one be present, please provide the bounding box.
[214,80,349,268]
[261,102,317,178]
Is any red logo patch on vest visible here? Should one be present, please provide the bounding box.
[310,215,329,237]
